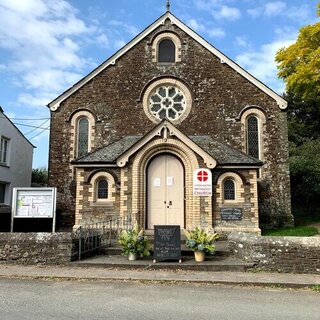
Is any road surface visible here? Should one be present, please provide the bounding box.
[0,279,318,319]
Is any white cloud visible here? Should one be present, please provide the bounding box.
[108,20,140,37]
[18,92,58,109]
[247,8,261,18]
[235,36,249,48]
[207,28,226,39]
[0,0,97,109]
[114,40,126,50]
[217,6,241,20]
[187,19,206,33]
[95,34,109,47]
[264,1,286,16]
[247,2,312,20]
[193,1,241,21]
[235,37,295,93]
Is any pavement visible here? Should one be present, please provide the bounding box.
[0,262,319,289]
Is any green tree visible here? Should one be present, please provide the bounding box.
[276,4,320,217]
[276,4,320,103]
[290,139,320,205]
[32,167,48,185]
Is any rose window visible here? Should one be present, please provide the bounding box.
[149,86,186,121]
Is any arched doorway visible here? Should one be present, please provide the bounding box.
[147,154,184,229]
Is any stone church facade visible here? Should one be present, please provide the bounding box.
[48,11,293,235]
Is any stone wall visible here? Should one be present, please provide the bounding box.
[0,233,76,265]
[229,232,320,274]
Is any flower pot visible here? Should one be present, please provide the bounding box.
[128,252,138,261]
[194,251,205,262]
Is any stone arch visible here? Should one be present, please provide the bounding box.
[130,137,205,229]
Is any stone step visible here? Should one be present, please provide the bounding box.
[72,254,253,272]
[104,240,230,257]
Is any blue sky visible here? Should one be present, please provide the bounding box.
[0,0,319,168]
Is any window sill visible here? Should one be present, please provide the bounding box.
[92,201,113,207]
[0,163,9,168]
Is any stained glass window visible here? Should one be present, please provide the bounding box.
[149,86,186,121]
[224,179,235,200]
[247,116,259,159]
[77,118,89,158]
[97,179,108,199]
[158,39,175,63]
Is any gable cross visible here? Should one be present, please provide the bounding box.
[166,0,170,12]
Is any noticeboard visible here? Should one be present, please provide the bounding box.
[153,225,181,262]
[220,208,243,221]
[11,188,57,232]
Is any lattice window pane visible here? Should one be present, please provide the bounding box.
[158,39,175,63]
[247,116,259,159]
[224,179,235,200]
[97,179,108,199]
[149,86,186,121]
[77,118,89,158]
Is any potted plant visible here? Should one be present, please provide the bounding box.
[184,227,219,262]
[118,224,151,260]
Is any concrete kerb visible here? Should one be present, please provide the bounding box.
[0,264,319,290]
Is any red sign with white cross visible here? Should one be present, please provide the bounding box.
[197,170,208,182]
[193,169,212,196]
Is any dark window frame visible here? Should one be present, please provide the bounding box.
[158,39,176,63]
[223,179,235,201]
[97,179,108,200]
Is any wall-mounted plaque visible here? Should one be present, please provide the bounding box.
[221,208,243,221]
[153,225,181,263]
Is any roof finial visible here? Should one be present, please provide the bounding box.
[166,0,170,12]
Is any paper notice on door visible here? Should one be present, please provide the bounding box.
[167,176,174,186]
[154,177,161,187]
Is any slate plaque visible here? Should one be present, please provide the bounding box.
[153,225,181,262]
[221,208,243,221]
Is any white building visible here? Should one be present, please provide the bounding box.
[0,107,34,205]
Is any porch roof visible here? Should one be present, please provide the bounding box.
[71,134,263,168]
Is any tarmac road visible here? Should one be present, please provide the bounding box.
[0,278,319,320]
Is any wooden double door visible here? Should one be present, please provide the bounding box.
[147,154,184,229]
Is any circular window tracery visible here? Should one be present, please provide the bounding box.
[143,78,192,124]
[149,86,186,121]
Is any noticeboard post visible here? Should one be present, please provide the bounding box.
[11,188,57,233]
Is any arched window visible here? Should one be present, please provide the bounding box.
[97,179,108,199]
[224,179,235,200]
[77,117,89,158]
[158,39,175,63]
[247,116,259,159]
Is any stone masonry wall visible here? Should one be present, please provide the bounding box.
[49,20,291,228]
[0,233,76,265]
[229,232,320,274]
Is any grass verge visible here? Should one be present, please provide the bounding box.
[262,226,319,237]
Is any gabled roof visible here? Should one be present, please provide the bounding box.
[48,12,287,112]
[0,107,35,148]
[72,121,262,168]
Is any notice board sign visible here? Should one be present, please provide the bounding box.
[11,188,57,232]
[220,208,243,221]
[153,225,181,263]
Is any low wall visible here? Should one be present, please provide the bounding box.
[229,232,320,274]
[0,233,76,265]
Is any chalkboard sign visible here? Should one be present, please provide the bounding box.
[221,208,243,221]
[153,225,181,263]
